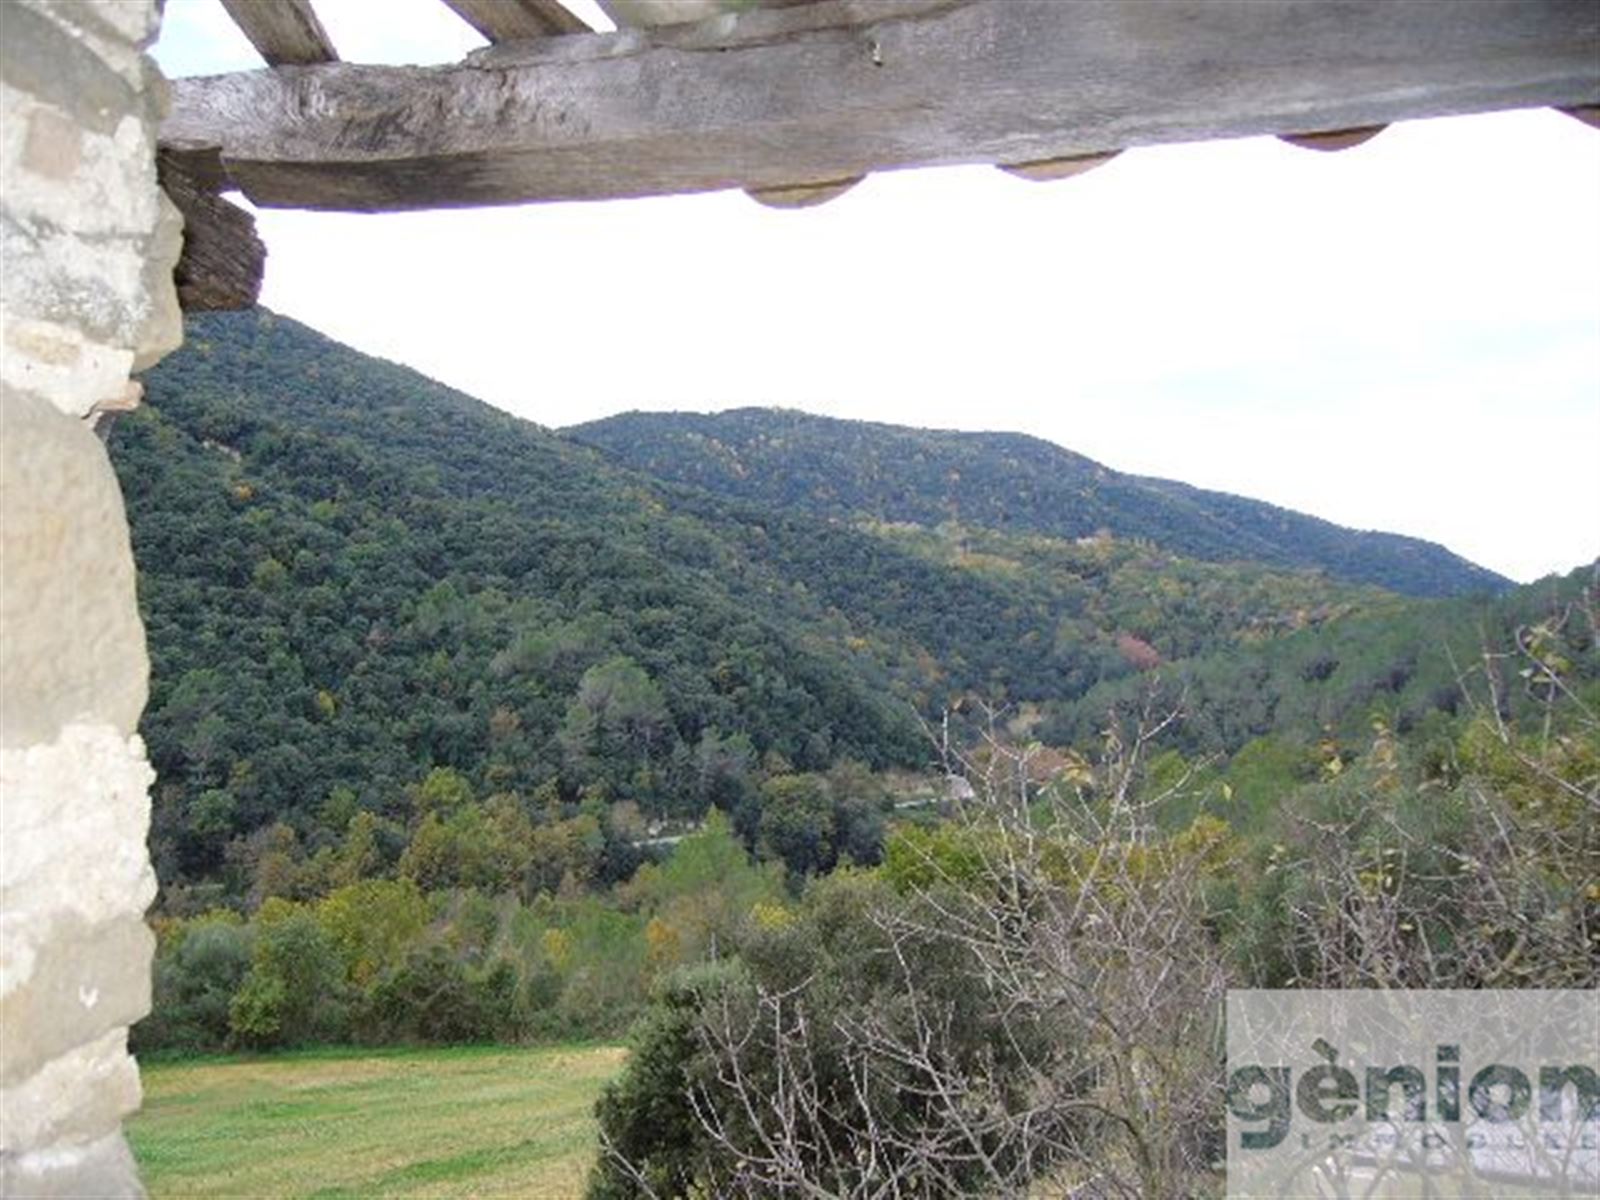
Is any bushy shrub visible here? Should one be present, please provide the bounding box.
[228,898,348,1047]
[589,961,745,1200]
[136,912,253,1052]
[358,943,483,1043]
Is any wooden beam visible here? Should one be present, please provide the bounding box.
[162,0,1600,213]
[438,0,589,41]
[159,155,267,311]
[218,0,338,66]
[598,0,822,26]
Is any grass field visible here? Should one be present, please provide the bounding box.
[128,1043,626,1198]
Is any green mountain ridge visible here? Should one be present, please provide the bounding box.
[567,407,1512,597]
[116,309,1565,899]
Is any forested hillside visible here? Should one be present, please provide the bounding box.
[118,312,919,887]
[570,407,1511,597]
[118,311,1595,1144]
[118,309,1415,901]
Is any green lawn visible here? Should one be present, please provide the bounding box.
[128,1043,626,1198]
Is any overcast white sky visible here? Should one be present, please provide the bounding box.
[153,0,1600,584]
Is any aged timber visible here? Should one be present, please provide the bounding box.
[216,0,338,66]
[438,0,591,42]
[159,157,266,310]
[162,0,1600,212]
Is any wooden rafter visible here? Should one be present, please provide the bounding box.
[164,0,1599,213]
[218,0,338,66]
[438,0,590,42]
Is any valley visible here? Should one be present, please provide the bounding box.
[112,309,1597,1198]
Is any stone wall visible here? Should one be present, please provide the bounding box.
[1,1,179,1194]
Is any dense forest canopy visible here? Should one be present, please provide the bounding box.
[571,407,1513,597]
[119,308,1517,902]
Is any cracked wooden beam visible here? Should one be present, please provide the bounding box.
[162,0,1600,213]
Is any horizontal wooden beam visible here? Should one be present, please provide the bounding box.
[438,0,590,41]
[218,0,338,66]
[162,0,1600,213]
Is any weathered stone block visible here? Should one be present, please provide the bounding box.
[0,5,139,136]
[0,317,137,416]
[1,1,170,1193]
[2,0,179,406]
[0,1029,141,1153]
[1,80,164,238]
[133,189,184,371]
[1,220,149,356]
[27,0,162,52]
[20,105,83,181]
[2,75,176,389]
[0,910,153,1086]
[0,724,156,921]
[0,1129,146,1199]
[0,385,148,746]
